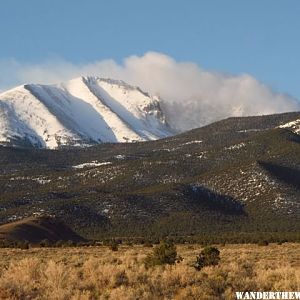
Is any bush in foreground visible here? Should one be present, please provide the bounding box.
[109,240,119,251]
[144,241,181,268]
[258,240,269,246]
[194,246,220,271]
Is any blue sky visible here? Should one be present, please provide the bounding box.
[1,0,300,100]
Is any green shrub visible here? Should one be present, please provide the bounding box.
[144,241,179,268]
[65,240,75,247]
[258,240,269,246]
[125,241,133,246]
[277,239,287,245]
[55,240,65,247]
[143,240,153,248]
[194,246,220,271]
[0,240,10,248]
[109,240,119,251]
[40,239,50,247]
[18,241,29,250]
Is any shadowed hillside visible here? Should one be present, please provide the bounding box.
[0,216,85,244]
[258,161,300,191]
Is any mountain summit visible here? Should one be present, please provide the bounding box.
[0,77,173,149]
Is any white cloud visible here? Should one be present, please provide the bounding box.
[0,52,299,131]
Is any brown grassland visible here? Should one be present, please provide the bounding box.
[0,243,299,300]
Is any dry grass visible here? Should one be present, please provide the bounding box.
[0,243,299,299]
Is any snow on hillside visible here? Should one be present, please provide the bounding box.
[73,161,112,169]
[279,118,300,134]
[0,77,173,148]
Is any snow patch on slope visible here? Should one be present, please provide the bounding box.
[279,119,300,134]
[73,161,112,169]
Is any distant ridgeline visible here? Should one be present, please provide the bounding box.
[0,111,300,242]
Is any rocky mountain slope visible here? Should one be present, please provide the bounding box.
[0,111,299,241]
[0,77,172,148]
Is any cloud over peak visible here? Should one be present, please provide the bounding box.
[1,52,299,131]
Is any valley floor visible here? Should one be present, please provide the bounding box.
[0,243,299,299]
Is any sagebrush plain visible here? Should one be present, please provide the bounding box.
[0,243,299,300]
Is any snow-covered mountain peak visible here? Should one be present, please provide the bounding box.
[0,77,173,149]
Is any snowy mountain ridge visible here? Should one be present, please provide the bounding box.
[0,76,173,149]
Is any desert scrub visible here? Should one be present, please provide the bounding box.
[0,243,298,299]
